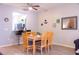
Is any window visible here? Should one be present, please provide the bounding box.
[12,12,27,31]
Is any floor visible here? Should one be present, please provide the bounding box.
[0,45,75,55]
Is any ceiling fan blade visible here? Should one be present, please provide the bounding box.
[32,7,38,10]
[32,5,40,7]
[22,8,28,11]
[27,3,30,5]
[21,6,28,7]
[27,3,32,6]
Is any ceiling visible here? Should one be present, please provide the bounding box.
[2,3,79,12]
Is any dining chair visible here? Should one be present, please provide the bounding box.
[35,32,47,54]
[47,32,53,52]
[22,32,27,51]
[22,32,36,54]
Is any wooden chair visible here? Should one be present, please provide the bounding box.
[47,32,53,52]
[22,32,36,54]
[35,32,48,54]
[22,32,27,51]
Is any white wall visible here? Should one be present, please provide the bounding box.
[0,4,38,46]
[1,4,79,48]
[38,5,79,48]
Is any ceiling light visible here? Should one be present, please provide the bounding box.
[28,7,33,10]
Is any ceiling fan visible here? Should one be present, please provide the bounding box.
[22,3,40,11]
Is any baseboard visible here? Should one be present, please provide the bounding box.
[0,42,75,49]
[53,43,75,49]
[0,43,18,48]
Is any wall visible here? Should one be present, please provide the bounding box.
[0,4,38,46]
[38,5,79,48]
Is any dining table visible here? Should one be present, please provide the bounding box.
[28,34,41,45]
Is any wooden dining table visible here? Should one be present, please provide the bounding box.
[28,34,41,44]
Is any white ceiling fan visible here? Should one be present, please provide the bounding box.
[22,3,40,11]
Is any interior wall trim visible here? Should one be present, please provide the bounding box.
[0,42,75,49]
[0,43,18,48]
[53,43,75,49]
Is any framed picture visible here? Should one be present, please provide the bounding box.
[41,23,43,26]
[61,16,77,30]
[4,17,9,22]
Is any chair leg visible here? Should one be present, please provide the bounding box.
[26,48,28,54]
[45,47,47,54]
[41,48,42,55]
[23,48,26,52]
[33,47,35,55]
[48,45,49,54]
[50,45,52,49]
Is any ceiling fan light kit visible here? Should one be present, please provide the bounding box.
[28,7,33,10]
[22,3,40,11]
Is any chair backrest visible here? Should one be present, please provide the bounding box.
[26,32,36,46]
[41,32,48,47]
[22,32,27,42]
[22,32,36,47]
[22,32,27,48]
[47,32,53,45]
[26,32,36,39]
